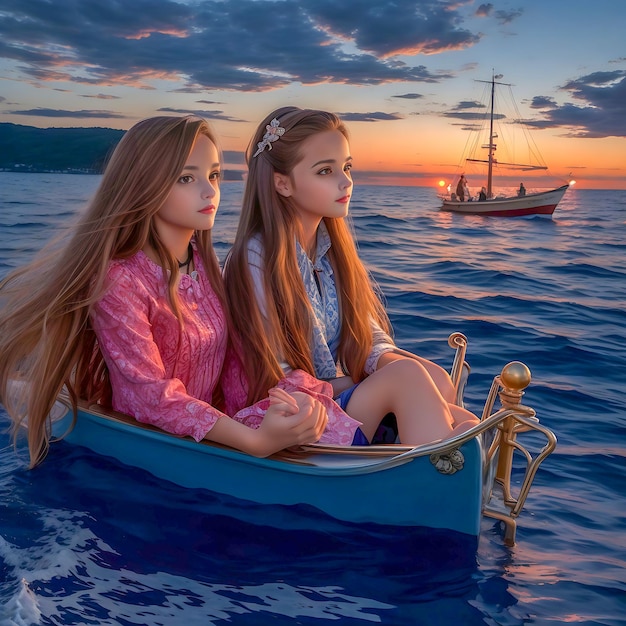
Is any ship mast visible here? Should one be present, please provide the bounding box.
[471,74,506,198]
[466,74,546,198]
[486,75,496,198]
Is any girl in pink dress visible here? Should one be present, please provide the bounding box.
[0,115,359,468]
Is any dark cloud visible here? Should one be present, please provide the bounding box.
[442,99,505,121]
[494,9,524,24]
[440,70,626,139]
[524,71,626,138]
[443,111,505,121]
[0,0,477,91]
[562,71,625,101]
[474,4,522,24]
[475,4,493,17]
[338,112,403,122]
[171,87,210,94]
[529,96,557,109]
[7,108,129,119]
[81,94,121,100]
[303,0,480,57]
[156,107,245,122]
[5,0,622,140]
[451,100,485,110]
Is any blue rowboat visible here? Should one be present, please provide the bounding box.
[47,333,556,545]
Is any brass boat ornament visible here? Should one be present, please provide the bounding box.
[481,360,557,545]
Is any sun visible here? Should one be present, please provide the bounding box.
[438,180,446,187]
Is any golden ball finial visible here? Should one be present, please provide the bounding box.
[500,361,531,391]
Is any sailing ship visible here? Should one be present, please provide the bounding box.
[441,74,571,217]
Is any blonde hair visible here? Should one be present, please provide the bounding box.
[0,115,224,467]
[225,106,391,404]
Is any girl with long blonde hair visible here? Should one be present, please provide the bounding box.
[0,115,336,468]
[225,107,479,446]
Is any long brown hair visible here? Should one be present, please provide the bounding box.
[0,115,225,467]
[224,107,391,405]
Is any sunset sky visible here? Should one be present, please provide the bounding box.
[1,0,625,189]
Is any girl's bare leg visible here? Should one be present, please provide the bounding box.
[408,355,457,403]
[379,351,457,403]
[449,405,480,431]
[345,359,463,445]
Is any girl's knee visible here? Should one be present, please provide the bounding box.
[450,405,479,427]
[384,358,431,383]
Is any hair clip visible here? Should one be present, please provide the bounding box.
[252,118,285,157]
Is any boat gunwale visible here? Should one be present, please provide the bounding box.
[51,394,523,476]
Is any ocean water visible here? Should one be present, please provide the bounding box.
[0,172,625,625]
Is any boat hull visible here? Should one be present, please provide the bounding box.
[441,184,569,217]
[50,400,486,537]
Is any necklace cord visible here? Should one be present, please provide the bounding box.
[178,242,193,272]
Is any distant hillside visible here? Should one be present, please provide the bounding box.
[0,123,124,174]
[0,123,244,180]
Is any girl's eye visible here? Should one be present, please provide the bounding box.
[179,175,194,184]
[318,167,331,175]
[344,163,352,173]
[209,171,221,182]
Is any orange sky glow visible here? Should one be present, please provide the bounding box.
[1,1,624,190]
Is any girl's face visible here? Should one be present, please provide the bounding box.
[274,129,353,236]
[154,134,221,242]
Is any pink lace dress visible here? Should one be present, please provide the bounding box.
[91,249,360,446]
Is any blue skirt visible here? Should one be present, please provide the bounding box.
[334,384,397,445]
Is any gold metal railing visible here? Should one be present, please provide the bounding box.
[480,361,557,546]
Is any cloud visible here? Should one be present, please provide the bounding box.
[474,4,522,24]
[451,100,484,110]
[441,99,505,122]
[475,4,493,18]
[494,9,524,25]
[525,70,626,138]
[439,70,626,139]
[529,96,557,109]
[81,94,122,100]
[304,0,480,57]
[5,1,621,141]
[156,107,245,122]
[7,108,129,119]
[0,0,478,91]
[338,112,403,122]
